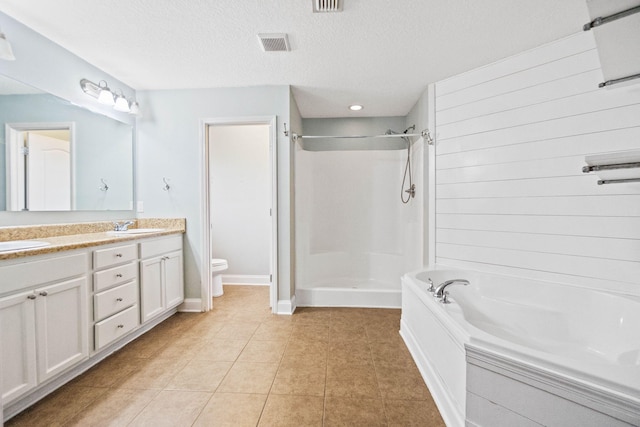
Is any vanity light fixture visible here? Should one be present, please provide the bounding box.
[97,81,115,105]
[80,78,140,115]
[349,104,363,111]
[0,29,15,61]
[129,101,140,115]
[113,92,131,112]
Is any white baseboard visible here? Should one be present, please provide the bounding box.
[222,274,270,286]
[276,295,296,315]
[178,298,202,312]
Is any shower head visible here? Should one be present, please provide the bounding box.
[385,125,415,136]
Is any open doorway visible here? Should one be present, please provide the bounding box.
[5,123,74,211]
[201,117,278,312]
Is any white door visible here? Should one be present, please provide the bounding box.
[26,133,71,211]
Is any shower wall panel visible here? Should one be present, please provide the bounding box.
[296,117,423,291]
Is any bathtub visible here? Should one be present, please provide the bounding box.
[400,267,640,427]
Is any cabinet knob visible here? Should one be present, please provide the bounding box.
[116,273,123,278]
[115,253,123,258]
[39,291,48,297]
[116,298,123,302]
[27,294,36,300]
[117,324,124,328]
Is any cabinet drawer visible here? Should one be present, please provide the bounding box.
[94,304,139,350]
[140,235,182,259]
[94,280,138,321]
[93,244,137,269]
[0,253,87,295]
[93,262,138,292]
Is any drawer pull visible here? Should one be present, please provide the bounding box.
[117,324,124,328]
[39,291,48,297]
[116,297,123,302]
[116,273,123,278]
[115,253,123,258]
[27,294,36,300]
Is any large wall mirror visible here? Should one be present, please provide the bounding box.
[0,74,133,212]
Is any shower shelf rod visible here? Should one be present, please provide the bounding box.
[294,133,422,139]
[292,129,431,141]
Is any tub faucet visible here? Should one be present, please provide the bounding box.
[426,277,435,293]
[113,221,134,231]
[434,279,469,303]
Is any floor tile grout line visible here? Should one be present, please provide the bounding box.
[124,388,162,426]
[6,288,439,426]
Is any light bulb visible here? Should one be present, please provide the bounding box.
[114,94,130,112]
[97,81,115,105]
[129,101,140,115]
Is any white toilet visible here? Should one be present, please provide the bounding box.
[211,258,228,297]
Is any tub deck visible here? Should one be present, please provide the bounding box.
[401,267,640,427]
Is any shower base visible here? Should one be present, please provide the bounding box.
[296,278,401,308]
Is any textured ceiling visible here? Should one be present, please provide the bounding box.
[0,0,590,118]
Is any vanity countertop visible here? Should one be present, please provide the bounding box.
[0,218,185,260]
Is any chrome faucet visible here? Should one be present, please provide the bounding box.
[434,279,469,303]
[426,277,435,293]
[113,221,134,231]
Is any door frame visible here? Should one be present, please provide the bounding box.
[5,122,76,211]
[200,116,278,312]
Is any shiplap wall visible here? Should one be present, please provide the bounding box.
[434,32,640,296]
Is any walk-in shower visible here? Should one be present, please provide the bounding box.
[295,119,425,308]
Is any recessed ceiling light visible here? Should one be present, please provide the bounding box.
[349,104,363,111]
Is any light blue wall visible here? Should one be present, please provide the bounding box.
[0,13,134,125]
[136,86,293,301]
[0,11,135,225]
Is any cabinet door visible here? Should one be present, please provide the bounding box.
[35,276,89,382]
[140,257,164,323]
[0,291,37,404]
[164,251,184,309]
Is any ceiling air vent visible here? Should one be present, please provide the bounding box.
[313,0,342,12]
[258,33,290,52]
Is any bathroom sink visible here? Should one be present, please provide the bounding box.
[107,228,165,235]
[0,240,51,252]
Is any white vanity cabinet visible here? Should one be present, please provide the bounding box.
[91,243,140,351]
[139,235,184,323]
[0,253,89,405]
[1,230,185,422]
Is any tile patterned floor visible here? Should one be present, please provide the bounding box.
[6,286,445,426]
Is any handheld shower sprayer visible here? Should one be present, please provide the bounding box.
[385,126,417,203]
[400,125,416,203]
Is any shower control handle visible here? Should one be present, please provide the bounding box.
[404,184,416,198]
